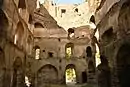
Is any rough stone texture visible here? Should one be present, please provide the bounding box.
[42,0,97,30]
[0,0,36,87]
[95,0,130,87]
[0,0,105,87]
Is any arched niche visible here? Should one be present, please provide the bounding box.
[37,64,58,85]
[12,57,24,87]
[0,9,9,37]
[65,64,77,84]
[116,43,130,87]
[101,27,116,45]
[86,46,92,58]
[65,43,74,59]
[14,22,24,45]
[34,22,44,28]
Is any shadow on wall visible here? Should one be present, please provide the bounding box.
[0,9,9,37]
[37,64,58,85]
[117,43,130,87]
[0,0,3,8]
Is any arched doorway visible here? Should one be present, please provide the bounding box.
[82,71,87,83]
[116,43,130,87]
[12,57,25,87]
[37,64,58,86]
[65,64,77,84]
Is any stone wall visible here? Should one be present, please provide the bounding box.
[0,0,36,87]
[95,0,130,87]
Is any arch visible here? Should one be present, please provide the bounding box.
[18,0,26,9]
[34,22,44,28]
[86,46,92,57]
[65,43,74,59]
[0,9,9,36]
[37,64,58,84]
[101,27,116,45]
[116,43,130,87]
[14,21,24,45]
[65,64,77,84]
[90,15,95,24]
[12,57,24,87]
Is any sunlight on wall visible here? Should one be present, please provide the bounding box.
[35,49,40,59]
[66,68,76,84]
[25,76,31,87]
[14,34,17,44]
[95,29,99,40]
[95,43,101,67]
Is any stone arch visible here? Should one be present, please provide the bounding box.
[14,21,24,45]
[0,9,9,37]
[34,22,44,28]
[12,57,24,87]
[65,64,77,84]
[101,27,116,45]
[65,43,74,59]
[116,43,130,87]
[37,64,58,85]
[86,46,92,57]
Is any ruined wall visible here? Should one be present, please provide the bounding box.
[95,0,130,87]
[0,0,36,86]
